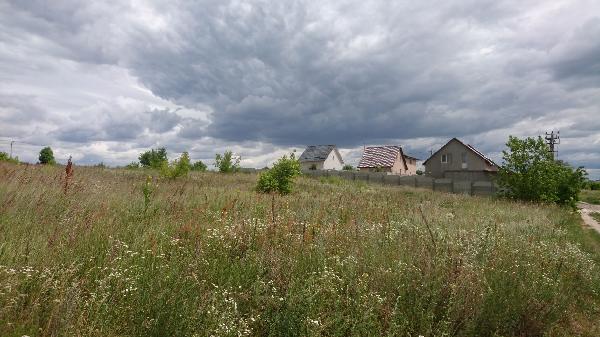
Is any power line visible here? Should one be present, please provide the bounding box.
[545,130,560,160]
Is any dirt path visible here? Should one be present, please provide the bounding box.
[578,202,600,234]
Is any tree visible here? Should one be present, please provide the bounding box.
[215,150,240,173]
[139,148,168,169]
[161,152,191,179]
[342,164,354,171]
[498,136,586,208]
[39,147,56,165]
[125,162,140,169]
[256,153,302,195]
[0,151,19,164]
[191,160,207,172]
[416,169,424,175]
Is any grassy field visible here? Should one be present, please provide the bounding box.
[1,163,600,336]
[581,189,600,205]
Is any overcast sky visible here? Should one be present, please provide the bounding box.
[1,0,599,178]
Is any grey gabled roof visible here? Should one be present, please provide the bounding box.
[423,138,498,167]
[299,145,342,163]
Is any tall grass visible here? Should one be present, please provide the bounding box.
[0,162,599,336]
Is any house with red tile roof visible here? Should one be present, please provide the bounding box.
[357,146,418,175]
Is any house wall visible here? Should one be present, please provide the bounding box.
[322,151,344,170]
[404,157,418,176]
[300,161,324,171]
[425,139,495,179]
[300,151,343,171]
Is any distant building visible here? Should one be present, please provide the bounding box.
[423,138,499,181]
[299,145,344,170]
[357,146,418,175]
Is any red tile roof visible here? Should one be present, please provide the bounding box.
[358,146,407,170]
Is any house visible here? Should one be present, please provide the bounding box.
[298,145,344,170]
[357,146,418,175]
[423,138,499,181]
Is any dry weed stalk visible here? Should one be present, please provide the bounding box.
[64,156,73,194]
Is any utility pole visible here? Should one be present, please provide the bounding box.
[10,140,14,158]
[545,130,560,160]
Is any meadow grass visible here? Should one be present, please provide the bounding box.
[580,189,600,205]
[1,162,599,336]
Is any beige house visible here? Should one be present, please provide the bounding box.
[299,145,344,170]
[357,146,418,175]
[423,138,499,181]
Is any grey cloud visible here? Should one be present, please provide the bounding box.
[1,0,599,174]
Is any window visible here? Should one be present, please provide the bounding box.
[441,154,448,163]
[461,152,467,163]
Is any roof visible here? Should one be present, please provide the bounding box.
[298,145,343,163]
[404,154,420,161]
[423,138,498,167]
[358,146,408,170]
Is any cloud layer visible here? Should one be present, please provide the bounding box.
[0,0,599,177]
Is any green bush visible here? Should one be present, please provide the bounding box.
[256,153,302,195]
[498,136,586,208]
[125,162,140,169]
[342,164,354,171]
[215,151,240,173]
[160,152,191,179]
[0,151,19,164]
[139,148,168,169]
[38,146,55,165]
[191,160,207,172]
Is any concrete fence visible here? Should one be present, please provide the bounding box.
[302,170,497,196]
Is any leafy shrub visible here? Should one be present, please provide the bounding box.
[256,153,302,195]
[498,136,587,208]
[191,160,207,172]
[160,152,191,179]
[125,162,140,169]
[38,146,55,165]
[342,164,354,171]
[215,151,240,173]
[590,181,600,191]
[416,169,424,175]
[0,151,19,164]
[139,147,168,169]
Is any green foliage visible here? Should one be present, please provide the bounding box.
[342,164,354,171]
[160,152,191,179]
[416,169,424,175]
[139,147,168,169]
[256,153,302,195]
[142,175,153,211]
[590,181,600,191]
[581,190,600,205]
[0,151,19,164]
[191,160,207,172]
[1,164,600,335]
[498,136,587,208]
[125,162,140,169]
[38,146,55,165]
[214,150,240,173]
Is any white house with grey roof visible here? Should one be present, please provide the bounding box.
[298,145,344,171]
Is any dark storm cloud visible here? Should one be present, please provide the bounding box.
[1,0,599,173]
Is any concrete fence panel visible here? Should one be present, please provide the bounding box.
[453,181,473,195]
[339,171,356,180]
[398,176,416,187]
[472,181,493,196]
[434,178,453,193]
[383,175,401,186]
[415,176,434,189]
[355,172,370,182]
